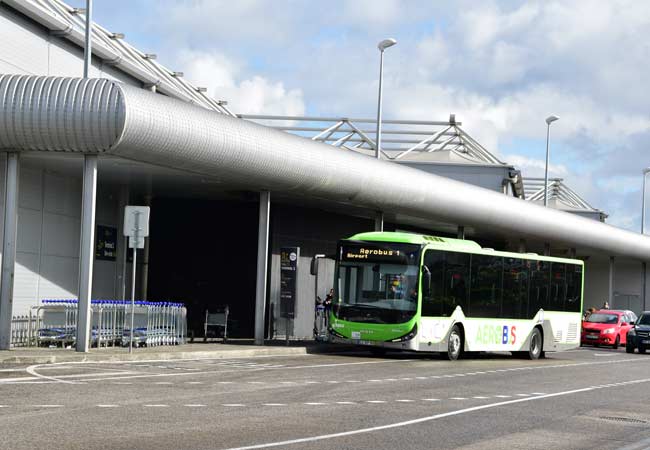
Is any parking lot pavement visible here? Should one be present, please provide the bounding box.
[1,347,650,450]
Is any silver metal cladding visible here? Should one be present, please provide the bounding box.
[1,75,650,260]
[0,75,125,152]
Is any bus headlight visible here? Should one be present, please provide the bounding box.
[328,327,346,339]
[389,324,418,342]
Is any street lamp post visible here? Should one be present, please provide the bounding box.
[543,115,560,207]
[375,38,397,159]
[642,168,650,311]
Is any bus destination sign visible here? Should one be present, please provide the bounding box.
[339,242,419,263]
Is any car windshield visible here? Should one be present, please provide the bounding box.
[586,313,619,324]
[637,314,650,325]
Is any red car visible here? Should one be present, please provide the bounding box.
[581,310,636,349]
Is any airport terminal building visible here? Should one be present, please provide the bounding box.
[0,0,649,349]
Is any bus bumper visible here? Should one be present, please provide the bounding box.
[328,334,419,351]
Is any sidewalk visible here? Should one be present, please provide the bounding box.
[0,340,340,365]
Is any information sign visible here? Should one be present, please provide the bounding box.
[280,247,300,319]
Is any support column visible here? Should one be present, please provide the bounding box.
[116,185,129,300]
[543,243,551,256]
[457,226,465,240]
[569,248,576,259]
[76,155,98,352]
[641,261,648,311]
[140,194,152,300]
[0,153,19,350]
[374,212,384,232]
[608,256,615,308]
[254,191,270,345]
[518,239,526,254]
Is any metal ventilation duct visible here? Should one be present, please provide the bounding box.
[1,74,648,260]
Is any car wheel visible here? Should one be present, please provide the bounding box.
[626,344,635,354]
[526,327,543,360]
[446,325,463,361]
[612,335,620,350]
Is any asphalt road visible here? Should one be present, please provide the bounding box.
[1,347,650,450]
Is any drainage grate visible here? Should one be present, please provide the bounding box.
[598,416,647,425]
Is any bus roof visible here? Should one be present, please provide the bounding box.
[345,231,583,265]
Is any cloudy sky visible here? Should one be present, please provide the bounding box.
[76,0,650,231]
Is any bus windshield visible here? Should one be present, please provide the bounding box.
[333,241,421,324]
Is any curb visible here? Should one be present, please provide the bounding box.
[0,345,332,365]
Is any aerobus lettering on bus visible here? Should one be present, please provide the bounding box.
[475,324,517,345]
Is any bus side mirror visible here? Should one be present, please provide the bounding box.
[310,254,325,276]
[422,266,431,297]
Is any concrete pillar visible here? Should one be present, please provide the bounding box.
[569,248,576,259]
[641,261,648,311]
[374,212,384,232]
[543,243,551,256]
[518,239,526,253]
[141,194,152,300]
[457,226,465,240]
[117,185,129,300]
[608,256,615,308]
[76,155,98,352]
[254,191,270,345]
[0,153,19,350]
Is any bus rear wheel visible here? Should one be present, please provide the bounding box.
[445,325,463,361]
[526,327,543,360]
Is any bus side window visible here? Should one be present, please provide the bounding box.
[549,263,567,311]
[502,257,528,319]
[422,250,444,316]
[565,264,583,312]
[528,261,550,318]
[443,251,470,317]
[469,254,503,318]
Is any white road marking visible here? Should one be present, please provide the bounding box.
[366,401,386,404]
[422,398,439,402]
[33,405,63,408]
[493,395,511,398]
[516,394,530,397]
[472,396,489,399]
[144,404,169,408]
[263,403,286,407]
[305,402,326,406]
[450,397,467,400]
[222,404,246,407]
[185,404,206,407]
[186,381,204,385]
[97,404,119,408]
[396,399,414,403]
[154,382,173,385]
[218,379,650,450]
[336,401,356,405]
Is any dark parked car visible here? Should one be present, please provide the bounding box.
[626,311,650,354]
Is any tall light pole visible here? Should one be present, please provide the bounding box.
[375,38,397,159]
[642,168,650,311]
[543,115,560,207]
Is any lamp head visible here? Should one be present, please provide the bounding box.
[545,115,560,125]
[644,167,650,174]
[378,38,397,51]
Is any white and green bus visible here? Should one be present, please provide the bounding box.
[328,232,584,360]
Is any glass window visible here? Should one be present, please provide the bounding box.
[549,263,567,311]
[422,250,445,317]
[528,260,550,318]
[565,264,583,312]
[502,258,529,319]
[469,255,503,318]
[442,252,470,317]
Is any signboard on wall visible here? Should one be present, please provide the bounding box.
[280,247,300,319]
[95,225,117,261]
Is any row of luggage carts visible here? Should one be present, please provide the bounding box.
[36,299,187,348]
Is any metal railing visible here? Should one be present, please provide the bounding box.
[10,299,187,349]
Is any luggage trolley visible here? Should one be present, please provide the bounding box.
[204,306,229,343]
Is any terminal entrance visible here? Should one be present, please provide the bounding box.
[147,198,258,338]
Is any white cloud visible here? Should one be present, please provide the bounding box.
[176,50,305,116]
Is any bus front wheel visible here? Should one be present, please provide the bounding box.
[526,327,543,360]
[446,325,463,361]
